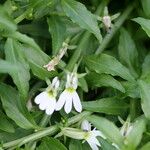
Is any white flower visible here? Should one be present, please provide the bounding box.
[62,120,106,150]
[81,120,106,150]
[34,77,59,115]
[55,72,82,114]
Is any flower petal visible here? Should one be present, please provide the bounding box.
[45,98,56,115]
[87,133,101,146]
[92,130,106,139]
[81,120,91,131]
[39,101,48,110]
[55,90,67,111]
[52,77,60,90]
[87,141,99,150]
[72,91,82,113]
[64,93,73,114]
[34,91,47,104]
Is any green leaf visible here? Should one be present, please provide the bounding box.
[69,139,91,150]
[98,137,117,150]
[3,32,55,79]
[0,111,15,133]
[23,44,57,80]
[47,16,66,55]
[0,128,32,143]
[121,81,140,98]
[4,38,30,99]
[132,17,150,38]
[78,77,88,92]
[0,59,18,73]
[141,53,150,79]
[141,0,150,17]
[125,117,146,149]
[82,97,129,115]
[0,83,37,129]
[87,115,124,149]
[86,72,125,92]
[140,142,150,150]
[0,5,17,33]
[85,54,134,82]
[61,0,102,42]
[10,32,41,50]
[138,80,150,119]
[29,0,56,19]
[118,28,138,78]
[37,137,67,150]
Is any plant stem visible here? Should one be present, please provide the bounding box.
[95,2,135,55]
[2,111,91,149]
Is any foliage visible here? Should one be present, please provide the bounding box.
[0,0,150,150]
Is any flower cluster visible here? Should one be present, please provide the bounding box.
[34,72,82,115]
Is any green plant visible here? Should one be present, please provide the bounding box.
[0,0,150,150]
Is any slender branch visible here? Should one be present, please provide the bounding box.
[95,2,135,54]
[2,111,91,149]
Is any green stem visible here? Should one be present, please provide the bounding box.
[2,111,91,149]
[66,32,91,71]
[95,2,135,55]
[130,99,136,121]
[39,114,51,127]
[14,9,31,24]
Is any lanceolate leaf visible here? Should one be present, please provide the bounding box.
[69,139,91,150]
[140,142,150,150]
[138,80,150,119]
[141,0,150,17]
[87,115,124,149]
[0,83,37,129]
[86,72,125,92]
[0,111,15,133]
[133,17,150,38]
[118,28,138,78]
[4,38,30,99]
[37,137,67,150]
[0,6,17,33]
[22,44,57,80]
[85,54,134,82]
[47,16,66,55]
[82,97,129,115]
[141,53,150,79]
[61,0,102,42]
[0,59,18,73]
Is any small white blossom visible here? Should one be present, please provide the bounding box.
[81,120,106,150]
[62,120,106,150]
[102,15,111,31]
[34,77,59,115]
[55,72,82,114]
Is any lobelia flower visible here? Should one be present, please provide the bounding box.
[55,72,82,114]
[62,120,106,150]
[81,120,106,150]
[34,77,59,115]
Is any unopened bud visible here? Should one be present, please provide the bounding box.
[62,127,86,140]
[102,16,111,31]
